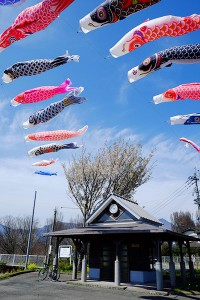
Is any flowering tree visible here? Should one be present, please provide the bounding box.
[62,139,153,225]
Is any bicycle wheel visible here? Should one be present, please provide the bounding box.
[38,267,48,280]
[51,268,60,282]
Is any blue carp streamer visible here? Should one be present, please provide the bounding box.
[0,0,25,5]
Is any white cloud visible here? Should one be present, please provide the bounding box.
[0,0,199,227]
[135,134,199,222]
[117,79,130,104]
[0,114,199,225]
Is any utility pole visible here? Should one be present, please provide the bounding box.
[46,207,57,264]
[25,191,37,269]
[188,169,200,221]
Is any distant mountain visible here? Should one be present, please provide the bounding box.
[0,222,78,238]
[159,218,172,230]
[37,225,51,237]
[37,222,78,238]
[0,224,5,233]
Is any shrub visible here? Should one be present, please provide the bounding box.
[0,263,7,274]
[27,263,38,271]
[58,260,73,272]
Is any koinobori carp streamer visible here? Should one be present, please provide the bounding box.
[128,44,200,83]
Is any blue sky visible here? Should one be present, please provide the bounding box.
[0,0,199,225]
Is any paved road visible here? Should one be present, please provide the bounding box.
[0,272,199,300]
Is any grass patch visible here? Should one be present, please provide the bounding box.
[173,280,200,294]
[163,269,200,294]
[0,269,34,281]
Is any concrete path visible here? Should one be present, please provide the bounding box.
[0,272,199,300]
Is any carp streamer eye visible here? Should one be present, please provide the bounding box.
[96,7,107,21]
[143,57,151,66]
[134,44,141,48]
[164,91,176,99]
[9,37,17,44]
[29,116,36,124]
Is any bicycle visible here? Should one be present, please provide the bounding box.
[38,263,60,281]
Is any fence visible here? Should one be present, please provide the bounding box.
[0,254,200,270]
[0,254,46,268]
[162,255,200,270]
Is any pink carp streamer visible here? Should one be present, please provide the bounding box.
[0,0,75,52]
[110,14,200,57]
[32,159,58,166]
[153,83,200,104]
[25,125,88,142]
[11,78,76,106]
[180,137,200,153]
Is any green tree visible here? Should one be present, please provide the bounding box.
[62,139,153,225]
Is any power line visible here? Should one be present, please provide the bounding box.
[149,179,193,214]
[188,169,200,221]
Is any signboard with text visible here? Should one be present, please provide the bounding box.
[59,245,72,258]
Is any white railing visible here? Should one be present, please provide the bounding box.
[162,256,200,270]
[0,254,46,268]
[0,254,199,269]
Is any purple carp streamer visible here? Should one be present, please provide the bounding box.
[128,44,200,83]
[23,87,86,129]
[80,0,161,33]
[28,142,81,157]
[2,51,79,83]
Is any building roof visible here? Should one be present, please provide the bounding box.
[44,222,199,242]
[86,194,162,226]
[44,194,199,243]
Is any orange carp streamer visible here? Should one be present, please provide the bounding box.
[25,125,88,142]
[110,14,200,57]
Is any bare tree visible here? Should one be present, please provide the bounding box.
[16,216,39,254]
[41,208,72,258]
[170,211,196,233]
[68,215,83,228]
[44,207,66,233]
[62,139,153,224]
[0,216,18,253]
[0,215,40,254]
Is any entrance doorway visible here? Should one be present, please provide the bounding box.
[100,242,129,282]
[101,243,115,281]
